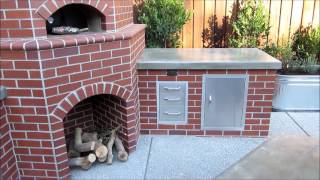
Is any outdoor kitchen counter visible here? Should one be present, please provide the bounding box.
[137,48,281,69]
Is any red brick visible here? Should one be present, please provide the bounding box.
[245,119,260,124]
[242,131,260,136]
[18,140,41,147]
[187,130,204,135]
[150,130,168,135]
[0,20,19,28]
[101,41,121,50]
[57,65,81,75]
[5,10,30,19]
[9,29,33,37]
[254,101,272,107]
[82,61,102,71]
[20,98,45,106]
[252,125,269,130]
[256,76,275,82]
[205,130,223,135]
[140,124,157,129]
[68,54,90,64]
[23,169,46,176]
[224,131,241,136]
[91,51,111,60]
[54,46,78,58]
[158,124,175,129]
[17,80,42,88]
[113,64,130,73]
[80,44,100,54]
[253,113,270,118]
[169,130,186,135]
[112,48,130,57]
[27,132,51,139]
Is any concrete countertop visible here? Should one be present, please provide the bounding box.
[137,48,282,69]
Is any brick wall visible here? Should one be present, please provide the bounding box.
[138,69,276,136]
[0,0,133,38]
[0,101,19,179]
[63,98,94,141]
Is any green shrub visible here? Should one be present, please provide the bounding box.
[292,25,320,61]
[137,0,191,48]
[264,43,293,70]
[264,43,319,74]
[228,0,270,48]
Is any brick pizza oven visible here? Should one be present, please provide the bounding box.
[0,0,145,179]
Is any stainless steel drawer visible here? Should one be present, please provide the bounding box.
[157,81,188,124]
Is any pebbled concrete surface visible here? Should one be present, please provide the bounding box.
[70,112,319,179]
[145,136,264,179]
[217,135,320,180]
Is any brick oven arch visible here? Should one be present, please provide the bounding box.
[36,0,111,20]
[51,82,133,121]
[49,82,136,178]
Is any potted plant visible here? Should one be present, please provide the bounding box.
[264,26,320,111]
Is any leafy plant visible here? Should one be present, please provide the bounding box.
[228,0,270,48]
[292,25,320,61]
[137,0,191,48]
[264,43,319,74]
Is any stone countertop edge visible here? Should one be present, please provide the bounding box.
[137,48,282,70]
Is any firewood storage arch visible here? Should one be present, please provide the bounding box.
[50,82,137,176]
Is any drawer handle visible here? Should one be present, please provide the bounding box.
[164,111,181,116]
[163,86,181,91]
[164,97,181,101]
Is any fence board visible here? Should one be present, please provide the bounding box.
[136,0,319,48]
[278,0,293,45]
[194,0,205,47]
[312,0,319,28]
[289,0,304,41]
[301,0,315,27]
[268,0,281,44]
[183,0,194,48]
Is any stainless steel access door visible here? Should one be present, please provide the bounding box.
[201,75,248,130]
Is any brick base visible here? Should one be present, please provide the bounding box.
[138,69,276,137]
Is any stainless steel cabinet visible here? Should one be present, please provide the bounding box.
[157,81,188,124]
[201,75,248,130]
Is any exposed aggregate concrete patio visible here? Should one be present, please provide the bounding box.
[71,112,319,179]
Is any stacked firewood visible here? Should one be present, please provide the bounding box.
[67,126,128,170]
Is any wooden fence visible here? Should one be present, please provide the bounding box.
[181,0,319,48]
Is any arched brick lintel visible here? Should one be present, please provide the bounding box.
[51,82,133,121]
[36,0,111,20]
[49,82,135,179]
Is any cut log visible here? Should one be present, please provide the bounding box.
[106,126,120,164]
[68,139,80,158]
[82,132,98,142]
[114,135,128,161]
[74,128,97,152]
[68,153,96,170]
[74,128,108,162]
[95,142,108,162]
